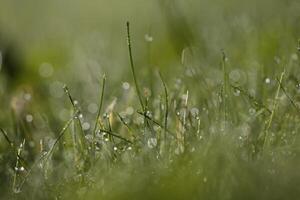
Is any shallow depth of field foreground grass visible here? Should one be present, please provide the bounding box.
[1,0,300,199]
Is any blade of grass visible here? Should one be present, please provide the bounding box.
[115,112,132,132]
[276,77,300,114]
[63,85,87,153]
[0,128,28,170]
[92,74,106,157]
[137,111,175,136]
[17,112,77,191]
[0,127,14,147]
[46,111,79,161]
[230,84,272,114]
[263,69,285,151]
[98,129,133,144]
[12,139,25,193]
[126,21,145,112]
[221,49,228,130]
[158,71,169,144]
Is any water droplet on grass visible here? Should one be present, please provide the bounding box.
[147,138,157,149]
[144,34,153,42]
[74,100,79,106]
[82,122,90,130]
[26,114,33,123]
[249,108,256,115]
[233,88,240,96]
[146,110,152,118]
[190,107,199,117]
[122,82,130,90]
[265,78,271,84]
[103,113,109,119]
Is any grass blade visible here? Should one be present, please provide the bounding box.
[126,21,145,112]
[159,71,169,144]
[92,74,106,157]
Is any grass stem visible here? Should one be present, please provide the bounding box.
[263,69,285,151]
[92,74,106,157]
[126,21,145,112]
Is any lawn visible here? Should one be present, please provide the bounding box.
[0,0,300,199]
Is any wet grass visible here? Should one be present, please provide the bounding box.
[0,1,300,199]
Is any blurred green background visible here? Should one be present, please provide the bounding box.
[1,0,299,78]
[1,0,300,129]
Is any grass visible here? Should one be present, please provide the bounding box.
[91,74,106,159]
[0,1,300,199]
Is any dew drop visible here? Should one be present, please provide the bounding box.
[190,107,199,117]
[122,82,130,90]
[82,122,90,130]
[147,138,157,149]
[103,113,109,119]
[249,108,256,115]
[265,78,271,84]
[144,34,153,42]
[26,114,33,123]
[146,110,152,118]
[233,88,240,96]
